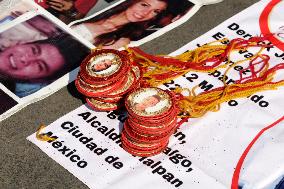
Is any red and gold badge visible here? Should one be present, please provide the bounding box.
[121,87,179,157]
[79,49,131,85]
[86,97,120,111]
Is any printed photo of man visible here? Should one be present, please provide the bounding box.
[0,15,90,98]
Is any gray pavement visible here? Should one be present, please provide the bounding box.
[0,0,259,188]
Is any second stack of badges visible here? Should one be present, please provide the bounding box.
[75,49,141,111]
[122,87,179,157]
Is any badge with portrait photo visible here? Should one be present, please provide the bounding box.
[126,87,172,117]
[86,52,122,77]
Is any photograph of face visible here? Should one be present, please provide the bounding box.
[88,53,120,76]
[135,95,161,111]
[0,15,90,98]
[132,89,170,115]
[70,0,194,49]
[91,59,112,72]
[0,89,18,115]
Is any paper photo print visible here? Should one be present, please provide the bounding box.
[85,0,121,17]
[0,0,35,25]
[0,15,90,98]
[128,88,172,116]
[69,0,195,49]
[87,52,122,76]
[0,89,18,114]
[34,0,120,25]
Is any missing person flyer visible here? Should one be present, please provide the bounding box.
[0,0,222,121]
[0,0,93,121]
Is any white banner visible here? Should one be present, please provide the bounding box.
[28,0,284,189]
[28,106,226,189]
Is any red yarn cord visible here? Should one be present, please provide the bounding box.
[231,115,284,189]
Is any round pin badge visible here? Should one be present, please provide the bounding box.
[86,97,120,111]
[76,73,127,97]
[126,87,173,118]
[80,49,131,85]
[105,70,136,97]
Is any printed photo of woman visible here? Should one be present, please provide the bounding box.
[0,16,90,98]
[70,0,194,49]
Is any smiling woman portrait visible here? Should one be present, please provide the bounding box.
[70,0,193,49]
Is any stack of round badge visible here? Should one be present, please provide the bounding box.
[75,49,142,111]
[122,87,179,157]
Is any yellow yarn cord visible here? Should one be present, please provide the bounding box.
[176,68,284,118]
[127,39,230,86]
[128,38,283,118]
[127,38,264,87]
[214,47,267,108]
[36,124,56,142]
[174,40,228,64]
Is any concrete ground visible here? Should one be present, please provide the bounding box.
[0,0,259,188]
